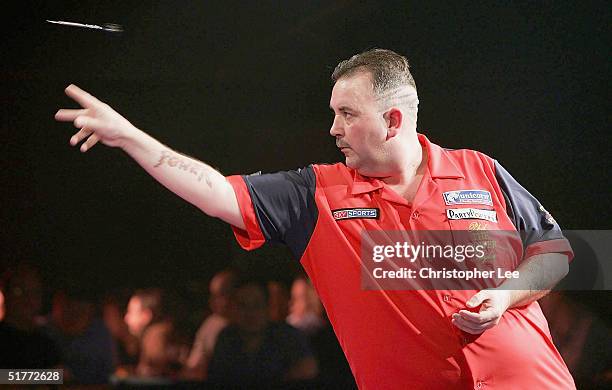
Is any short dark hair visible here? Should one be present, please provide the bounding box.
[232,278,270,303]
[332,48,417,96]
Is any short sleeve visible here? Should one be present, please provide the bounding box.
[226,166,318,259]
[494,160,573,261]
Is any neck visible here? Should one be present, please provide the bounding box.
[380,135,427,186]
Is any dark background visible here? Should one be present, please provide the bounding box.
[2,1,610,308]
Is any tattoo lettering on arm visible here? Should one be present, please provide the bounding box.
[153,150,213,187]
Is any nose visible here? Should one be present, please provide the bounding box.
[329,115,343,137]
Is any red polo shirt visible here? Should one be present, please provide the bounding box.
[226,134,574,389]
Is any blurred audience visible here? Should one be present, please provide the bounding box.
[184,269,236,380]
[268,280,290,322]
[287,277,324,335]
[207,279,318,387]
[102,291,139,370]
[6,262,611,389]
[43,288,114,384]
[287,276,356,388]
[0,289,5,321]
[541,292,612,389]
[124,288,189,378]
[0,263,61,369]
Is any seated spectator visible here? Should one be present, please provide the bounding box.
[287,277,324,336]
[44,288,114,384]
[0,263,61,369]
[102,291,139,371]
[268,280,290,323]
[287,276,356,388]
[124,288,189,378]
[184,269,236,380]
[207,279,318,387]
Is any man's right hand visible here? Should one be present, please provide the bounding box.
[54,84,246,230]
[55,84,136,152]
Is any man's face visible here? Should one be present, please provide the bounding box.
[124,296,151,337]
[232,284,268,335]
[329,71,389,176]
[209,273,232,316]
[289,279,308,317]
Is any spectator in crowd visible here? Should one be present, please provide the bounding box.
[184,269,237,380]
[287,277,324,336]
[540,292,612,388]
[44,288,114,384]
[124,288,189,378]
[102,291,139,372]
[287,276,356,388]
[207,279,318,387]
[0,263,62,369]
[268,280,290,323]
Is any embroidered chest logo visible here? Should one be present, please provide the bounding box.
[443,190,493,206]
[468,221,488,231]
[332,208,379,221]
[447,208,498,223]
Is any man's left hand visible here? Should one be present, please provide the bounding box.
[452,289,512,334]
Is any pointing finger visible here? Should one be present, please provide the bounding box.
[64,84,101,109]
[55,109,88,122]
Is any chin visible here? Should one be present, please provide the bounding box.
[344,156,359,169]
[345,158,383,178]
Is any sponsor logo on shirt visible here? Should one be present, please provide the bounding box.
[443,190,493,206]
[538,205,556,225]
[332,208,379,221]
[447,208,497,223]
[468,221,488,231]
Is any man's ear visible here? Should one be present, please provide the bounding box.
[384,108,402,140]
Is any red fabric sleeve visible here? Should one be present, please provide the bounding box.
[226,175,265,250]
[524,238,574,262]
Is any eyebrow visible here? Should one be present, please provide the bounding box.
[329,105,354,112]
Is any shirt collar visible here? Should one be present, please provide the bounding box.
[419,133,465,180]
[350,133,464,195]
[350,171,384,195]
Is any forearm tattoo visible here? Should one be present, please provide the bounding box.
[153,150,213,187]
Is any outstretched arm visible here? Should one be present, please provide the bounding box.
[55,84,245,229]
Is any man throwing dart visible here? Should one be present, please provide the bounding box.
[56,49,575,389]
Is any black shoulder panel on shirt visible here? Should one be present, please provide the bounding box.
[242,165,318,260]
[494,160,565,248]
